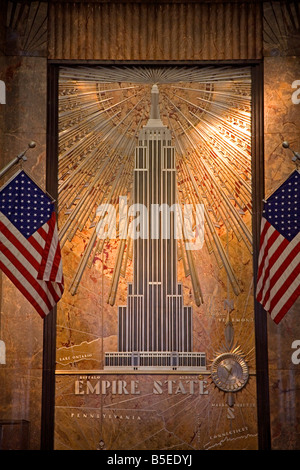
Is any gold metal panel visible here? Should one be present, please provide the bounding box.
[48,2,263,60]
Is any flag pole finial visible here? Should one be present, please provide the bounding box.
[282,141,300,166]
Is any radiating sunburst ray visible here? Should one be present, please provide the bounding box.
[6,1,48,55]
[263,1,300,56]
[57,66,252,303]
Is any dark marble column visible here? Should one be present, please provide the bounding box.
[264,55,300,450]
[0,55,47,450]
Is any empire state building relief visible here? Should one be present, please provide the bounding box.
[105,84,206,371]
[54,64,258,450]
[56,65,254,376]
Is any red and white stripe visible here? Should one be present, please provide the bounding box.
[0,211,64,318]
[256,218,300,324]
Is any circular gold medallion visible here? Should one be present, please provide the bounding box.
[211,352,249,392]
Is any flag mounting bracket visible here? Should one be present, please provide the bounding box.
[0,141,36,180]
[282,141,300,167]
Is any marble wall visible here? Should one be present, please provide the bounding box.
[262,1,300,450]
[0,55,47,449]
[264,56,300,450]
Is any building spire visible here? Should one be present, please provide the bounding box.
[145,84,165,128]
[150,84,160,119]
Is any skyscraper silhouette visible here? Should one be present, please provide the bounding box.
[105,85,206,370]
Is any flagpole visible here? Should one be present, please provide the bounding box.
[0,141,36,364]
[0,141,36,180]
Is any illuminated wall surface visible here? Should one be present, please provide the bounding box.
[55,65,257,450]
[0,0,299,451]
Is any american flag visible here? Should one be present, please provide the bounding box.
[0,170,64,318]
[256,170,300,324]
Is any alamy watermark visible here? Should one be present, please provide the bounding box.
[96,197,205,250]
[292,80,300,104]
[291,340,300,365]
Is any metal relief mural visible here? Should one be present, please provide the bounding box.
[54,66,258,450]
